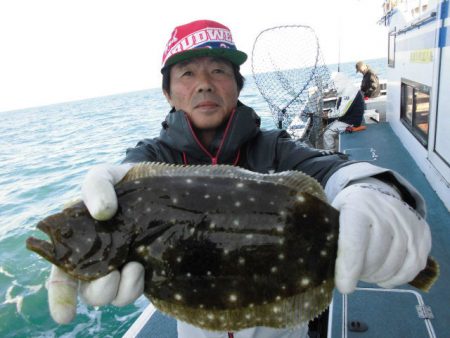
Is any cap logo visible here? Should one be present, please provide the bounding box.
[162,27,235,66]
[165,28,178,49]
[161,20,247,69]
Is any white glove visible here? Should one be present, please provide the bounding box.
[332,181,431,294]
[82,163,134,220]
[48,262,144,324]
[47,163,145,324]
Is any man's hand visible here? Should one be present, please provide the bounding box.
[47,163,145,324]
[332,183,431,294]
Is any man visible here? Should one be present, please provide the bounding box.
[355,61,380,98]
[47,20,431,338]
[323,72,365,150]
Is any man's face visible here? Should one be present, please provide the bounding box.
[164,56,239,130]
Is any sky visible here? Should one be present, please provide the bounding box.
[0,0,387,112]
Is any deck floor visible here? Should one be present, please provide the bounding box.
[331,122,450,337]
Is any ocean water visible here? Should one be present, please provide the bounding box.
[0,58,386,337]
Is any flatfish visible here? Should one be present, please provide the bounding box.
[26,163,437,331]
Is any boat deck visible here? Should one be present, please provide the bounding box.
[124,305,176,338]
[124,122,449,338]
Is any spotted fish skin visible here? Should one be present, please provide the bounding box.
[26,163,339,330]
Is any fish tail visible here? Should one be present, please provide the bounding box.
[408,256,440,292]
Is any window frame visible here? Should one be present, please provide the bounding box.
[400,78,431,148]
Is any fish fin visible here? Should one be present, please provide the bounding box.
[261,171,327,203]
[408,256,440,292]
[63,198,82,209]
[121,163,327,202]
[121,162,253,182]
[150,279,334,331]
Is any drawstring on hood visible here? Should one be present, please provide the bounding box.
[182,108,237,165]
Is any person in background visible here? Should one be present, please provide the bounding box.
[355,61,380,98]
[322,72,365,151]
[46,20,431,338]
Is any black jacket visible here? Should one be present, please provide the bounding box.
[123,102,353,187]
[360,68,380,98]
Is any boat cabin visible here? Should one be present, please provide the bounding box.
[380,0,450,210]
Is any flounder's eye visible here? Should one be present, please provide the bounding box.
[59,226,73,239]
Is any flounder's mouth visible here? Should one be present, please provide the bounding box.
[26,237,57,263]
[26,220,58,266]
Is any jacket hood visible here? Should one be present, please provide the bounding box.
[159,101,261,164]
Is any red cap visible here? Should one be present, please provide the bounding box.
[161,20,247,70]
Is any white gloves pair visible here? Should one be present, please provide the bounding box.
[47,164,432,324]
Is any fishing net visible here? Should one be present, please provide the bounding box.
[251,25,335,146]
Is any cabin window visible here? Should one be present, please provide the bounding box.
[400,79,430,147]
[388,30,396,67]
[410,0,429,18]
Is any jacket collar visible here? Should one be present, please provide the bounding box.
[159,101,261,164]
